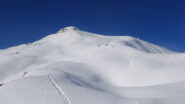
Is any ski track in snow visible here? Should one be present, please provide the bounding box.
[48,74,71,104]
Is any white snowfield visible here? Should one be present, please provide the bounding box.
[0,26,185,104]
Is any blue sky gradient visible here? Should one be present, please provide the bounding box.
[0,0,185,52]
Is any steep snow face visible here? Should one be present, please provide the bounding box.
[0,26,185,104]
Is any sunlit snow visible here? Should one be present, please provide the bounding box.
[0,26,185,104]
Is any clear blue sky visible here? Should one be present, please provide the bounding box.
[0,0,185,52]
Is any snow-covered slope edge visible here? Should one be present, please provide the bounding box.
[0,26,185,104]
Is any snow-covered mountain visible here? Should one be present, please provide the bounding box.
[0,26,185,104]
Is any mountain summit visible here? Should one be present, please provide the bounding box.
[38,26,171,53]
[0,27,185,104]
[58,26,80,33]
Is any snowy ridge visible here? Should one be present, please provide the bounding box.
[38,26,172,54]
[0,26,185,104]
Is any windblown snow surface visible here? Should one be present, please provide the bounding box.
[0,26,185,104]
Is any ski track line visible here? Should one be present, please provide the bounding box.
[48,74,72,104]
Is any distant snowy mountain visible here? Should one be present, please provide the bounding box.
[0,26,185,104]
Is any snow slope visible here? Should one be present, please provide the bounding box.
[0,26,185,104]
